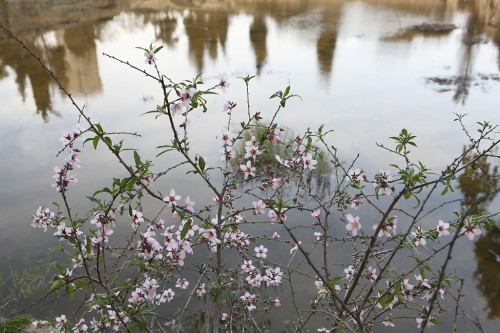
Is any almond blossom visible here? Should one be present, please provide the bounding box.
[345,214,362,236]
[252,200,266,214]
[374,169,394,195]
[194,283,206,296]
[241,260,255,273]
[436,220,450,236]
[217,74,230,93]
[346,168,365,183]
[184,196,195,213]
[144,50,156,64]
[415,274,431,289]
[31,206,56,230]
[410,226,426,246]
[273,298,281,308]
[255,244,268,258]
[367,266,377,281]
[244,145,262,161]
[240,160,256,180]
[271,177,286,189]
[275,154,290,167]
[175,278,189,289]
[240,292,257,311]
[163,189,181,207]
[177,87,197,107]
[373,216,397,237]
[461,218,482,240]
[199,228,221,245]
[344,265,355,279]
[302,153,318,170]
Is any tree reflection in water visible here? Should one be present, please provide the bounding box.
[458,148,500,319]
[229,121,332,197]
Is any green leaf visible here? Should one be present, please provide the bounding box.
[92,136,99,149]
[134,151,142,167]
[154,45,163,53]
[94,123,103,134]
[430,319,442,325]
[283,85,290,97]
[180,218,192,240]
[104,136,112,146]
[198,156,206,171]
[328,275,344,286]
[136,315,148,331]
[86,196,100,204]
[54,262,64,275]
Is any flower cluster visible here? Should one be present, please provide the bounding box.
[52,123,88,192]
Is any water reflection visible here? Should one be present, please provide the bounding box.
[457,149,500,318]
[2,0,500,119]
[474,228,500,319]
[457,149,499,213]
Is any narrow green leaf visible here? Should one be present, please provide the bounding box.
[134,151,142,167]
[198,156,206,171]
[180,218,192,240]
[92,136,99,149]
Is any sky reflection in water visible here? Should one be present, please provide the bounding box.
[0,0,499,329]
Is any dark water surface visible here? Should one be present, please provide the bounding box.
[1,0,500,331]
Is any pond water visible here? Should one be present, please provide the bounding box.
[1,0,500,330]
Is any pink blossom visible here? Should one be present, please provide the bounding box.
[272,232,280,240]
[415,274,431,289]
[253,200,266,214]
[169,102,184,117]
[374,169,394,195]
[175,278,189,289]
[410,227,426,246]
[221,313,229,321]
[290,242,301,254]
[461,218,482,240]
[199,228,221,245]
[241,260,255,273]
[346,168,365,183]
[184,196,195,213]
[344,265,355,279]
[217,74,230,93]
[217,130,234,146]
[367,266,377,281]
[275,154,290,167]
[314,232,323,241]
[144,50,156,65]
[436,220,450,236]
[373,216,397,237]
[194,283,206,296]
[177,87,197,107]
[311,209,321,218]
[273,298,281,308]
[244,145,262,161]
[345,214,362,236]
[421,289,434,301]
[263,267,283,286]
[255,244,268,258]
[158,288,175,303]
[302,153,317,170]
[163,189,181,207]
[240,160,256,180]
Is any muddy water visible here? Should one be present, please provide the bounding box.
[1,0,500,330]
